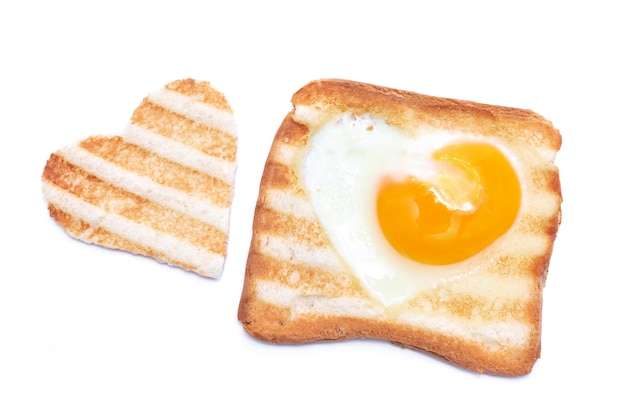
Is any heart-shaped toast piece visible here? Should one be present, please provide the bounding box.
[42,79,237,278]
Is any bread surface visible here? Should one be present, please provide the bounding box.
[238,79,562,375]
[42,79,237,278]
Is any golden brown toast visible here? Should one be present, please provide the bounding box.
[42,79,237,278]
[238,79,562,375]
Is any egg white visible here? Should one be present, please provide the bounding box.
[301,113,504,306]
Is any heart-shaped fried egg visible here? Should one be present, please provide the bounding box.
[301,113,521,306]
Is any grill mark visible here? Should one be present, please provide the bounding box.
[131,100,236,162]
[48,203,92,236]
[165,78,232,111]
[424,292,528,323]
[489,254,547,279]
[514,212,560,237]
[529,166,562,197]
[43,154,227,255]
[253,207,329,248]
[48,205,198,272]
[247,252,368,298]
[261,162,298,190]
[274,115,310,146]
[79,135,232,208]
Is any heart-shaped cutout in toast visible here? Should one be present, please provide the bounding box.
[42,79,237,278]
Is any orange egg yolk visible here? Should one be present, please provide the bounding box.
[376,142,521,265]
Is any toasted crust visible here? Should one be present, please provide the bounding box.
[238,79,561,376]
[42,79,237,278]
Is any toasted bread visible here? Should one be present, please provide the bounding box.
[238,79,562,375]
[42,79,237,278]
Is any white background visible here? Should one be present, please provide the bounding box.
[1,1,624,416]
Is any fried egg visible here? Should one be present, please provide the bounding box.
[301,113,522,306]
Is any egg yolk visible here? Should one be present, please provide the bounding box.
[376,142,521,265]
